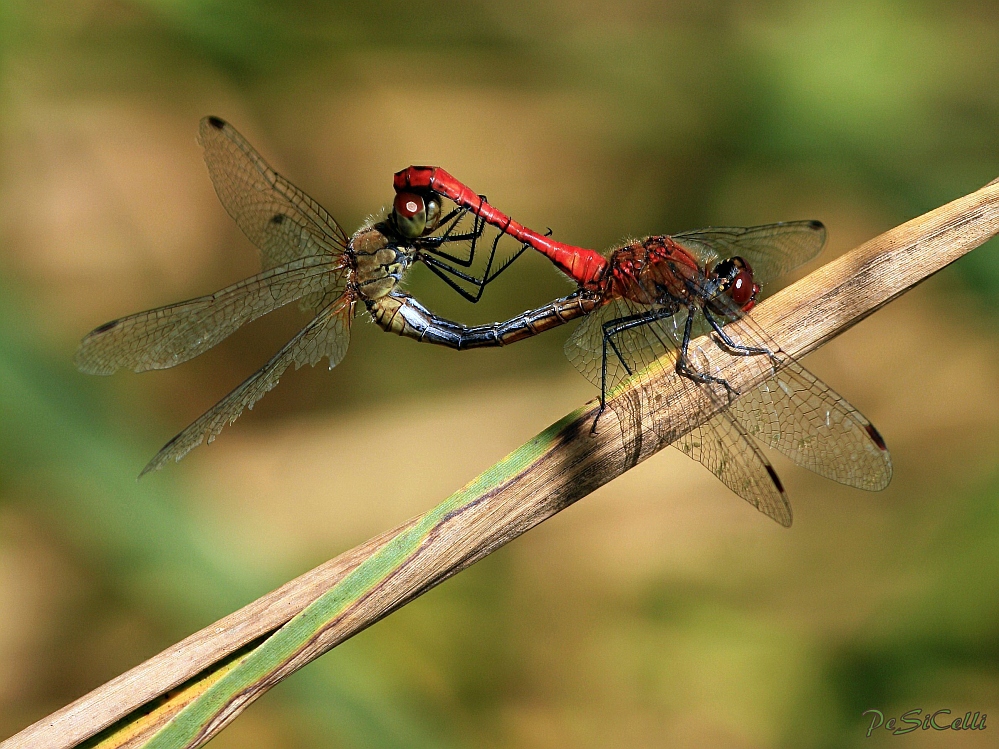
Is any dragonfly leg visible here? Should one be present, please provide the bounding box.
[703,309,781,368]
[420,206,487,266]
[395,166,609,287]
[594,307,677,433]
[420,223,536,303]
[423,199,523,274]
[676,305,740,403]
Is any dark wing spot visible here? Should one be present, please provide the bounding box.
[207,116,226,130]
[808,220,825,231]
[92,319,121,335]
[271,214,285,225]
[864,423,888,451]
[764,463,786,494]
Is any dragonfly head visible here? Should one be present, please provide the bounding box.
[392,191,444,239]
[712,256,760,313]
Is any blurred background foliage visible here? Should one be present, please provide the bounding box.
[2,0,999,747]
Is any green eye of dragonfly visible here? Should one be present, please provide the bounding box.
[425,195,443,231]
[393,191,427,238]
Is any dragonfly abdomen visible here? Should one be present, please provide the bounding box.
[368,290,600,350]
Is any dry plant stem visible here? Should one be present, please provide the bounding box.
[5,178,999,749]
[0,526,408,749]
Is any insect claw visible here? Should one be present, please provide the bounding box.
[722,381,741,404]
[590,404,606,435]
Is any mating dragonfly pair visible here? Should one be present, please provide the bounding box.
[76,116,891,526]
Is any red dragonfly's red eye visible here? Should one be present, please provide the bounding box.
[729,268,756,307]
[394,192,425,218]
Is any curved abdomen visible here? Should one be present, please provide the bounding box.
[368,290,601,349]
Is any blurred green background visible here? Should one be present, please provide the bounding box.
[2,1,999,747]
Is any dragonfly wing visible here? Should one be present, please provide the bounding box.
[198,117,350,269]
[140,296,353,475]
[690,289,892,490]
[671,221,826,286]
[674,408,792,526]
[730,359,892,490]
[563,297,792,525]
[604,306,792,524]
[75,257,347,374]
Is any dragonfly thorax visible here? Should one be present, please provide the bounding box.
[605,236,702,307]
[351,225,418,301]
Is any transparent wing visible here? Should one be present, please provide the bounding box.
[565,297,791,524]
[563,276,890,518]
[702,290,892,491]
[730,359,892,490]
[75,257,347,374]
[674,409,792,526]
[198,116,350,269]
[671,221,826,286]
[140,296,354,475]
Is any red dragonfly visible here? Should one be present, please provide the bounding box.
[394,167,893,525]
[75,118,581,475]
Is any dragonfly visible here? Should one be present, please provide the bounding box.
[394,167,893,525]
[75,117,586,475]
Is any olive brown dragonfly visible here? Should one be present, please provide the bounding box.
[75,117,582,475]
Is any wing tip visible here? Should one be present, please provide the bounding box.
[139,430,200,478]
[138,445,172,479]
[807,220,827,254]
[137,461,159,479]
[75,319,126,374]
[73,351,114,376]
[198,116,230,148]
